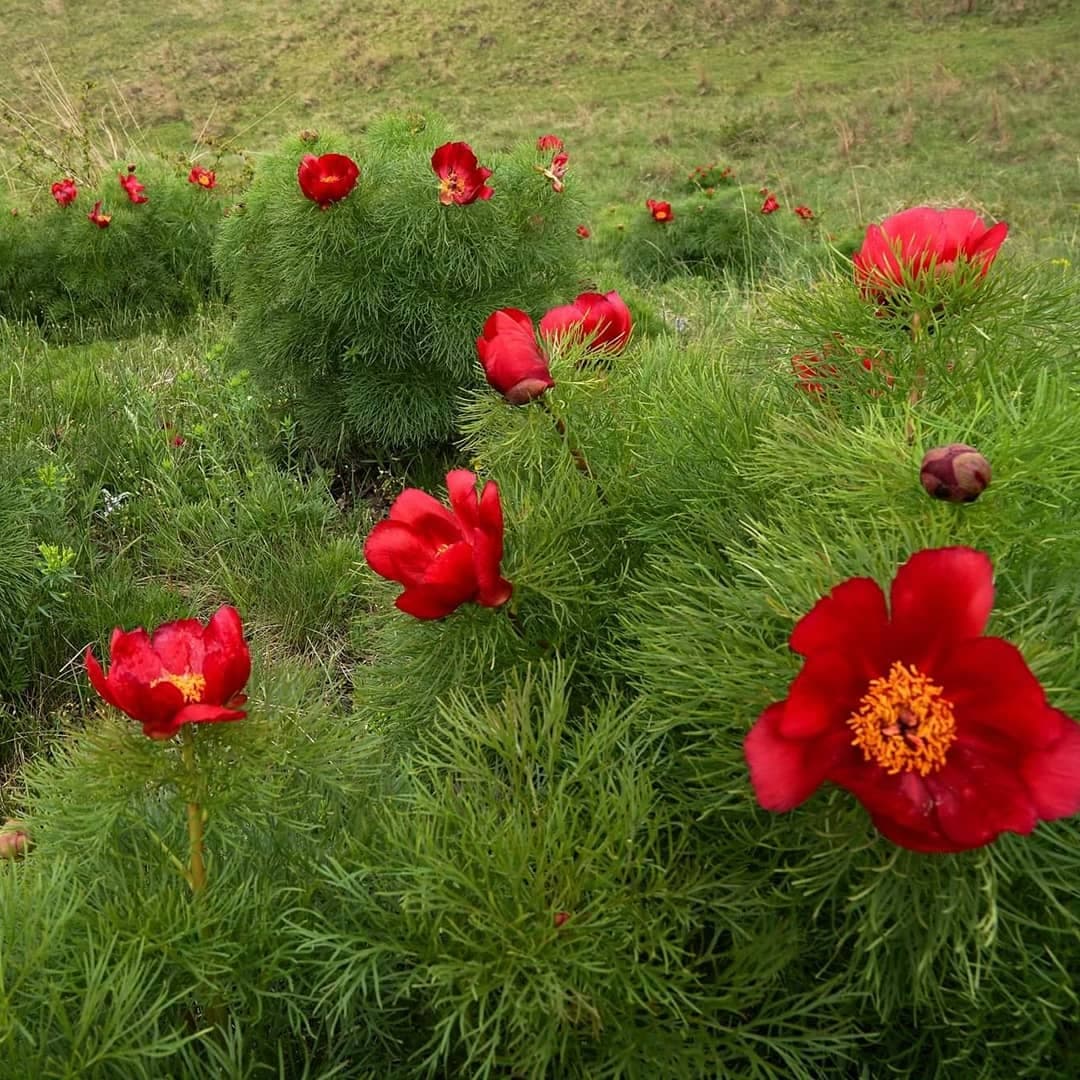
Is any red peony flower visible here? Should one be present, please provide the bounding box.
[793,204,814,220]
[86,606,251,740]
[87,200,112,229]
[188,165,217,189]
[431,142,494,206]
[540,290,632,355]
[119,172,149,204]
[853,206,1009,299]
[297,152,360,209]
[51,178,78,206]
[540,151,569,193]
[537,134,563,152]
[476,308,554,405]
[744,548,1080,852]
[646,199,673,223]
[364,470,512,620]
[761,192,780,214]
[576,224,590,239]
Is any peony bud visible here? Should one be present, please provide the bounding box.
[920,444,991,503]
[553,911,571,928]
[0,820,29,859]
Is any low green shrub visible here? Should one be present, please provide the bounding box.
[214,116,585,455]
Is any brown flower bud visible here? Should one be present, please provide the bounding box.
[298,129,319,143]
[920,444,991,503]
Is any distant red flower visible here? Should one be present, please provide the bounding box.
[86,606,251,740]
[646,199,673,223]
[0,821,29,860]
[576,224,591,239]
[297,152,360,209]
[540,290,632,355]
[364,470,512,620]
[540,151,569,193]
[476,308,554,405]
[791,336,893,398]
[553,911,571,928]
[51,178,78,206]
[537,134,563,152]
[744,547,1080,852]
[188,165,217,189]
[853,206,1009,299]
[119,172,149,204]
[87,200,112,229]
[793,204,814,220]
[432,142,494,206]
[171,434,186,447]
[760,192,780,214]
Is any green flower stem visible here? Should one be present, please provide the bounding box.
[180,725,227,1031]
[539,399,599,492]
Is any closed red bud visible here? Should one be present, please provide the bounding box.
[553,911,571,928]
[920,444,991,503]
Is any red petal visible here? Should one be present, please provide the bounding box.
[1020,709,1080,820]
[887,547,993,669]
[779,649,868,738]
[202,605,251,705]
[150,619,207,674]
[936,636,1052,747]
[364,520,439,588]
[171,703,247,728]
[473,480,510,607]
[789,575,888,668]
[925,746,1038,849]
[446,470,481,533]
[744,702,845,811]
[387,488,461,538]
[85,647,121,710]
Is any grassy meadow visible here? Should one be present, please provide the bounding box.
[1,1,1079,1077]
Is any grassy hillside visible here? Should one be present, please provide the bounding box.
[2,0,1077,251]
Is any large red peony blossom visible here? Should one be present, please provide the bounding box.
[119,172,149,204]
[51,178,78,206]
[364,470,512,620]
[432,141,493,206]
[539,290,632,355]
[188,165,217,189]
[297,152,360,209]
[744,548,1080,852]
[853,206,1008,298]
[476,308,554,405]
[86,606,251,740]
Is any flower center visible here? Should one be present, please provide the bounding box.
[321,173,340,184]
[847,661,956,776]
[152,671,207,703]
[199,176,211,187]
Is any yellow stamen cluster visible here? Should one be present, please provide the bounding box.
[152,671,207,704]
[847,661,956,776]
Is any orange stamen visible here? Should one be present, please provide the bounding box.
[847,661,955,776]
[152,671,207,703]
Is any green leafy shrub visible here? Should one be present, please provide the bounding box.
[214,116,584,455]
[0,159,223,339]
[608,184,809,284]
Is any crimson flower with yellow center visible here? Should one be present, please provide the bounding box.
[297,152,360,209]
[744,547,1080,852]
[86,605,251,740]
[188,165,217,189]
[431,142,493,206]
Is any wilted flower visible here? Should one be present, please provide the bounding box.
[540,290,632,355]
[793,204,814,220]
[476,308,554,405]
[188,165,217,189]
[853,206,1009,300]
[87,200,112,229]
[431,142,493,206]
[364,471,512,619]
[51,178,78,206]
[646,198,673,223]
[744,547,1080,852]
[86,606,251,740]
[297,152,360,209]
[119,172,149,204]
[539,151,569,193]
[920,444,991,503]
